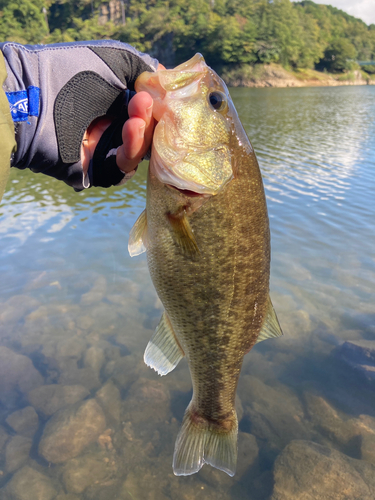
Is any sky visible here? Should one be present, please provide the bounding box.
[290,0,375,26]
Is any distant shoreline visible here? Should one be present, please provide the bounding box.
[221,64,375,89]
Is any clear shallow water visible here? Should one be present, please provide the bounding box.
[0,85,374,499]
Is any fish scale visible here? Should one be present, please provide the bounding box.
[129,53,282,476]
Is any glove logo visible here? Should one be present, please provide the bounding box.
[10,97,28,117]
[6,86,40,122]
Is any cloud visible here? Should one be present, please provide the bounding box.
[290,0,375,26]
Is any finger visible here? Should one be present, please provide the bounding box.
[117,92,156,173]
[129,92,156,158]
[117,116,153,173]
[128,91,153,125]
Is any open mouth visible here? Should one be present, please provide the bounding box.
[166,184,203,198]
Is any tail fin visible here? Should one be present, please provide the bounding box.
[173,404,238,476]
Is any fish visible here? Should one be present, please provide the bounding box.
[128,54,282,477]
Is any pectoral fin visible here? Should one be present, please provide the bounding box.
[167,211,199,257]
[144,312,184,376]
[255,297,283,344]
[128,209,148,257]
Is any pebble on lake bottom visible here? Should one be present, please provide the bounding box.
[0,346,43,396]
[5,435,32,473]
[239,375,311,453]
[6,406,39,438]
[28,384,90,417]
[3,465,58,500]
[62,453,119,494]
[38,399,106,463]
[96,380,122,424]
[271,440,375,500]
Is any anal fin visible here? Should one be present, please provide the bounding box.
[128,209,148,257]
[255,296,283,344]
[144,312,184,376]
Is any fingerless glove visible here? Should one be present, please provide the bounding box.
[0,40,158,190]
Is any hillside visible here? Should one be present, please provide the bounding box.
[0,0,374,81]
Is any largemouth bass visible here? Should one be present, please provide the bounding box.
[128,54,282,476]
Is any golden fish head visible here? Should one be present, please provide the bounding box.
[135,54,248,195]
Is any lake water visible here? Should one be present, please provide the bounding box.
[0,85,374,499]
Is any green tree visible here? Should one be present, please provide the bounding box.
[323,38,357,71]
[0,0,49,44]
[1,0,374,72]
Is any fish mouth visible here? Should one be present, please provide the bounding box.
[166,184,206,198]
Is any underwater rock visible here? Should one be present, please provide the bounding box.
[335,340,375,365]
[0,391,19,411]
[55,495,81,500]
[0,295,40,325]
[100,341,122,362]
[353,415,375,465]
[3,465,57,500]
[96,380,121,423]
[39,399,106,463]
[76,315,95,331]
[5,435,32,473]
[80,291,105,305]
[281,308,311,339]
[236,432,259,477]
[112,314,152,354]
[81,275,107,305]
[200,431,259,486]
[59,367,101,391]
[332,340,375,383]
[28,384,89,417]
[107,355,147,391]
[83,484,125,500]
[56,337,87,360]
[122,377,170,424]
[0,346,43,395]
[304,394,359,445]
[25,304,80,333]
[305,393,375,465]
[121,471,170,500]
[0,425,10,453]
[62,454,118,494]
[239,376,310,452]
[6,406,39,438]
[169,477,231,500]
[271,440,375,500]
[84,346,105,374]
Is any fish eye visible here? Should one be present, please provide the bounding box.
[208,91,226,112]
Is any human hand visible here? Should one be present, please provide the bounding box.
[1,40,160,190]
[81,63,166,178]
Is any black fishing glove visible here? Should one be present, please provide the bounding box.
[0,40,158,190]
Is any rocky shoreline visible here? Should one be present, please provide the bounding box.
[222,64,375,88]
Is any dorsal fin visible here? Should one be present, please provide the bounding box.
[128,209,148,257]
[256,297,283,344]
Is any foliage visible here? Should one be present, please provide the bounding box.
[0,0,48,44]
[322,38,357,71]
[361,64,375,74]
[0,0,374,72]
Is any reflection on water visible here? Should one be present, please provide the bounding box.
[0,85,374,499]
